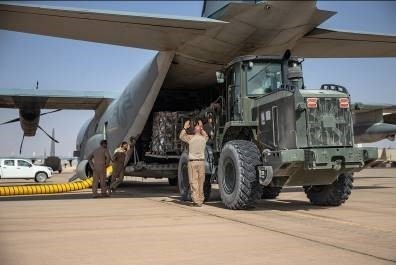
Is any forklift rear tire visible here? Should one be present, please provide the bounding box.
[178,152,211,202]
[218,140,262,209]
[304,173,353,206]
[261,186,282,199]
[178,152,191,201]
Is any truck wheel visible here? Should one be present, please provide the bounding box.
[261,186,282,199]
[218,140,262,209]
[35,172,48,183]
[168,177,178,186]
[178,152,212,202]
[304,173,353,206]
[178,152,191,201]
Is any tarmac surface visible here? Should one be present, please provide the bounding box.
[0,168,395,265]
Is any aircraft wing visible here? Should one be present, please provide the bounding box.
[353,103,396,114]
[0,2,225,51]
[0,88,117,109]
[352,103,396,124]
[1,1,396,92]
[351,103,396,143]
[292,28,396,58]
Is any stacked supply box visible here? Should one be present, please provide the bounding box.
[151,112,183,156]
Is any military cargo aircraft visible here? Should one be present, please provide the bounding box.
[0,1,396,193]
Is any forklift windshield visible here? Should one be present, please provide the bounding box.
[246,61,282,96]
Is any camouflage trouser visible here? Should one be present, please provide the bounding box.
[110,163,124,190]
[92,165,107,195]
[188,160,205,205]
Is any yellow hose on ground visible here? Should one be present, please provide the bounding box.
[107,165,113,176]
[0,166,114,197]
[0,178,93,196]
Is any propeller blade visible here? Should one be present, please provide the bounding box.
[0,117,20,125]
[19,134,25,155]
[1,109,61,125]
[41,109,62,116]
[37,125,60,143]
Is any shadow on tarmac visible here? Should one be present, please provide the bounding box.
[165,188,327,211]
[352,185,392,190]
[355,176,395,179]
[0,180,391,208]
[202,200,328,211]
[170,185,392,212]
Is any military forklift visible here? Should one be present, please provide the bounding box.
[177,51,378,209]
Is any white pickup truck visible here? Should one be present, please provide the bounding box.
[0,159,53,183]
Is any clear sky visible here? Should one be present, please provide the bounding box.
[0,1,395,157]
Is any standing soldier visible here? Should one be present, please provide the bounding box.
[179,120,208,206]
[88,139,111,198]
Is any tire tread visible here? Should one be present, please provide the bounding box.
[261,187,282,199]
[220,140,262,209]
[304,173,353,206]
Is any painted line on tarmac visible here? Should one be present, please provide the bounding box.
[150,198,396,263]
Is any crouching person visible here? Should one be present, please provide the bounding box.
[110,136,138,192]
[110,141,129,192]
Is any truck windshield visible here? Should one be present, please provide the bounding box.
[246,62,282,96]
